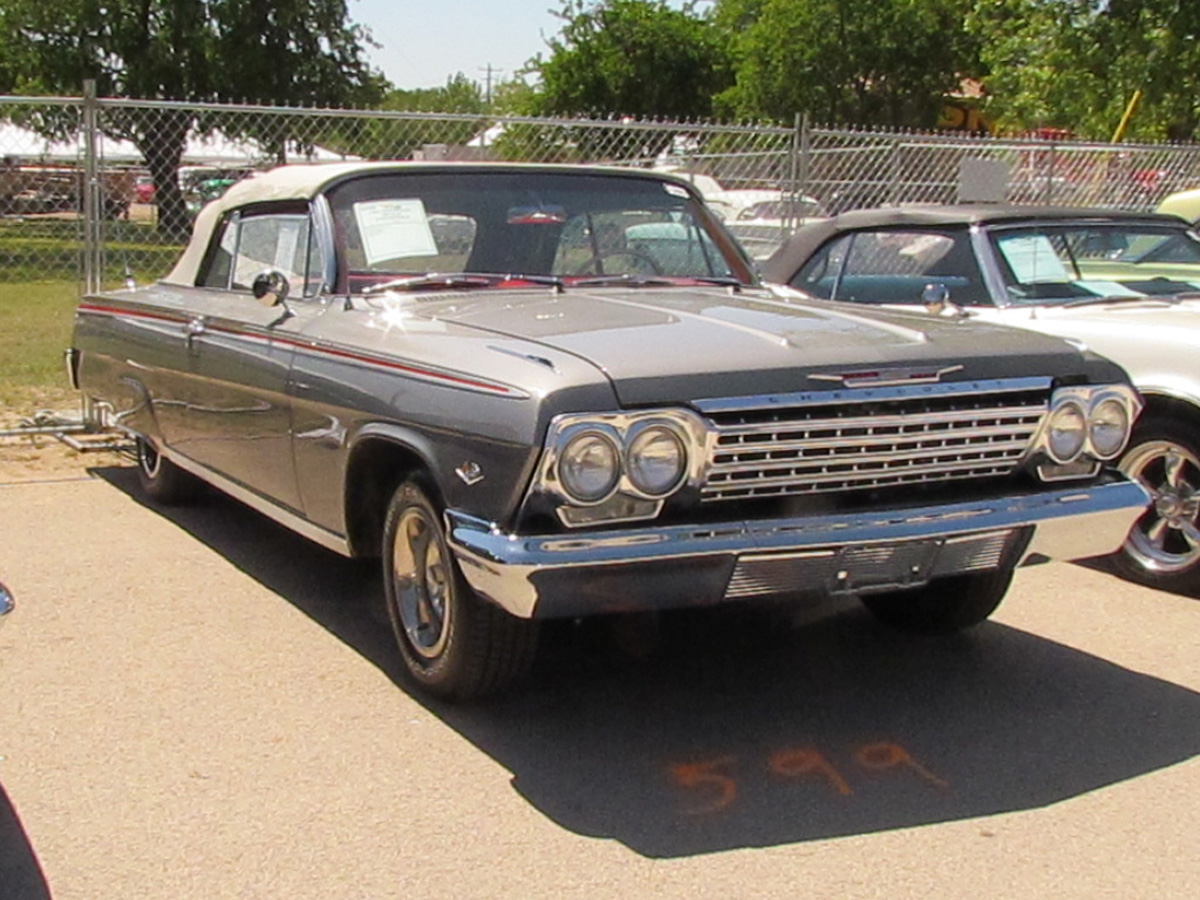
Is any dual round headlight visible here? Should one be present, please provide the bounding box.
[1045,400,1087,463]
[1044,390,1135,464]
[558,423,688,504]
[1088,397,1132,459]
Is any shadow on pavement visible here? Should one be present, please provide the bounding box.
[0,784,50,900]
[97,465,1200,859]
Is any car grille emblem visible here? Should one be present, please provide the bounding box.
[809,364,964,388]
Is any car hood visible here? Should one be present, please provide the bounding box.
[403,286,1110,405]
[982,297,1200,395]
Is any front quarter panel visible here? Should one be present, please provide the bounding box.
[287,301,620,535]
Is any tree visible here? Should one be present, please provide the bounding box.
[331,74,489,160]
[0,0,384,236]
[526,0,735,120]
[713,0,981,128]
[968,0,1200,140]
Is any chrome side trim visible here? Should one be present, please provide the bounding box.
[448,479,1150,618]
[160,446,352,557]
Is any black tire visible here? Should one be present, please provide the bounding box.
[135,437,202,505]
[859,568,1013,635]
[1111,416,1200,594]
[382,480,538,701]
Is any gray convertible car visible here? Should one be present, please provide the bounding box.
[69,163,1149,699]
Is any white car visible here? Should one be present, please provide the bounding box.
[764,205,1200,594]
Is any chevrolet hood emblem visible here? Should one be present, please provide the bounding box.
[809,364,965,388]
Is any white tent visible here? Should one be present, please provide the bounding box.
[0,121,356,165]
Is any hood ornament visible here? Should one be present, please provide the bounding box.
[809,364,964,388]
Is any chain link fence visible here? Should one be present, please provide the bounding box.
[5,91,1200,288]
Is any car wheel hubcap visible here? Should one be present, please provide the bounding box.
[1119,439,1200,574]
[392,507,451,660]
[138,440,162,478]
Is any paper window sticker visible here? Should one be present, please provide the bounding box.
[997,234,1071,283]
[355,199,438,266]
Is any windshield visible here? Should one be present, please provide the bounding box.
[989,222,1200,304]
[324,170,752,293]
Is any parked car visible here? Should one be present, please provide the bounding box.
[1156,187,1200,225]
[724,195,829,261]
[762,204,1200,593]
[69,165,1149,699]
[0,581,12,629]
[134,175,156,205]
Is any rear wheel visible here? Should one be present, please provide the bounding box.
[1112,417,1200,594]
[859,568,1013,634]
[382,480,538,700]
[135,437,202,505]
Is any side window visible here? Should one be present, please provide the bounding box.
[792,235,851,298]
[198,208,322,297]
[813,229,989,306]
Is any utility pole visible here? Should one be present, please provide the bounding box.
[479,64,503,106]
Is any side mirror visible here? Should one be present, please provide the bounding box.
[252,270,291,308]
[922,282,967,318]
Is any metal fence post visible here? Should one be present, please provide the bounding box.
[888,136,902,206]
[1045,140,1058,206]
[81,80,101,294]
[786,113,802,229]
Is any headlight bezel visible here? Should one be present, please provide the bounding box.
[536,409,708,525]
[1034,384,1142,475]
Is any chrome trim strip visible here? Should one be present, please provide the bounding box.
[79,301,528,399]
[448,479,1150,618]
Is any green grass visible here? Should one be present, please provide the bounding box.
[0,216,183,283]
[0,215,185,419]
[0,281,82,415]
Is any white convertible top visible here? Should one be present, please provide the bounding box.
[164,161,690,285]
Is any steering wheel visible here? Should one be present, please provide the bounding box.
[573,249,664,276]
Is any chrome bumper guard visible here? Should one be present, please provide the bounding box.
[448,479,1150,619]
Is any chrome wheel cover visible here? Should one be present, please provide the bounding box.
[391,506,451,660]
[138,439,162,478]
[1119,439,1200,574]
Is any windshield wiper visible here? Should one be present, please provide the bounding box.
[571,274,679,287]
[362,272,565,294]
[572,273,747,290]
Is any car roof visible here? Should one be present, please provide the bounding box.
[760,203,1191,282]
[168,161,702,286]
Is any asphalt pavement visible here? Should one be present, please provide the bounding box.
[1,465,1198,899]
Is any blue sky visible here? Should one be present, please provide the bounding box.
[350,1,564,90]
[349,1,706,91]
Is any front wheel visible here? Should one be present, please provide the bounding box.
[1112,417,1200,594]
[859,568,1013,635]
[382,480,538,700]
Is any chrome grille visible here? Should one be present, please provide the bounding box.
[698,379,1050,502]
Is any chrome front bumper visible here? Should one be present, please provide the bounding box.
[448,479,1150,619]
